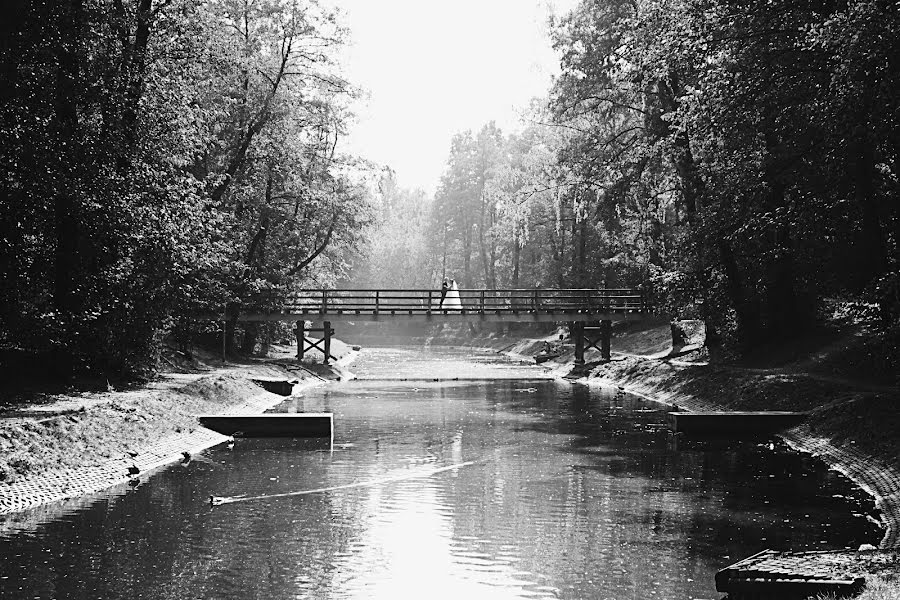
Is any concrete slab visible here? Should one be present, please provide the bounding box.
[670,411,807,435]
[197,413,333,438]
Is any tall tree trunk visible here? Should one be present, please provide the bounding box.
[441,222,448,279]
[462,219,471,286]
[893,152,900,266]
[512,233,520,288]
[763,135,801,336]
[241,322,259,355]
[579,219,587,285]
[118,0,154,157]
[549,231,564,288]
[852,129,886,288]
[478,191,492,288]
[53,0,83,325]
[717,238,760,350]
[486,204,498,289]
[656,75,703,219]
[225,302,239,355]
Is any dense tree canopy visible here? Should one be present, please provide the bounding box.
[3,0,898,375]
[352,0,898,354]
[1,0,374,375]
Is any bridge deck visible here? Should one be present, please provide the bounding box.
[235,288,645,323]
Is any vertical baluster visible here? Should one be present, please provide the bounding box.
[480,290,485,313]
[375,290,380,313]
[296,320,305,360]
[322,289,328,313]
[323,321,332,365]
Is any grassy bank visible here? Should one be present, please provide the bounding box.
[0,338,354,487]
[0,370,280,485]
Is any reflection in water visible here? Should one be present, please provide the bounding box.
[0,347,882,600]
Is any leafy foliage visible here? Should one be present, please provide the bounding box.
[0,0,374,376]
[351,0,898,357]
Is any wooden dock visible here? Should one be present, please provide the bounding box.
[198,414,333,438]
[669,411,807,436]
[715,549,887,599]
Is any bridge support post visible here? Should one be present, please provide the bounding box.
[573,322,585,365]
[580,320,613,363]
[600,319,611,361]
[323,320,332,365]
[295,321,305,360]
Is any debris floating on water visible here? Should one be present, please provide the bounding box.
[208,461,476,507]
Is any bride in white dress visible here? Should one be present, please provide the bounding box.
[441,279,463,311]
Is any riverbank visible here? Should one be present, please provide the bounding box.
[491,322,900,598]
[582,356,900,547]
[491,320,900,597]
[500,322,900,547]
[0,339,356,529]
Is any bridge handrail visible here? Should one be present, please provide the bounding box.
[287,288,638,293]
[281,288,644,315]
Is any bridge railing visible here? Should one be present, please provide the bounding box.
[283,288,643,315]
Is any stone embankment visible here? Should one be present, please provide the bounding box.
[0,375,312,530]
[0,344,357,533]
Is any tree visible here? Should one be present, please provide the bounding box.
[0,0,375,375]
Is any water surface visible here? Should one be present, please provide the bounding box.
[0,347,880,599]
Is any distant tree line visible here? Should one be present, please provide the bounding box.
[353,0,899,353]
[1,0,373,376]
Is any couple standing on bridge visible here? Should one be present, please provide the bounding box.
[438,278,463,311]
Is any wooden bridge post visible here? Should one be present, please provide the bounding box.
[600,319,611,360]
[295,320,305,360]
[323,320,332,365]
[574,321,585,365]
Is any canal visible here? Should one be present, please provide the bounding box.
[0,347,882,599]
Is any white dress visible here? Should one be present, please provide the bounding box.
[441,281,463,311]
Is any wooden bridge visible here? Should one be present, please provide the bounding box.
[224,288,647,366]
[236,288,645,323]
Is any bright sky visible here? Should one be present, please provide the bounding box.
[330,0,577,193]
